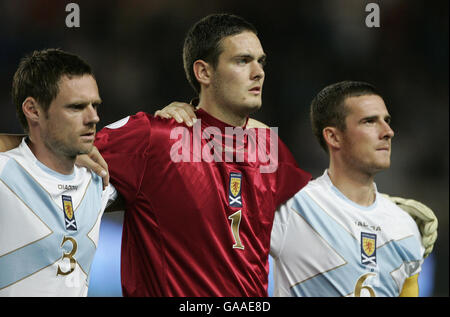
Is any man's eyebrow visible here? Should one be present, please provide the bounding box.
[65,99,102,107]
[234,53,267,60]
[361,115,378,121]
[359,114,392,122]
[233,54,253,59]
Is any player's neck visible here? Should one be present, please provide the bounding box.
[197,95,247,127]
[26,136,75,175]
[327,164,376,207]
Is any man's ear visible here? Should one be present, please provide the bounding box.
[323,126,342,151]
[22,97,42,124]
[193,60,212,86]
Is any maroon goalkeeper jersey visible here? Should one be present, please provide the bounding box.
[95,109,311,296]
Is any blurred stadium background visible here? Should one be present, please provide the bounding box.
[0,0,447,296]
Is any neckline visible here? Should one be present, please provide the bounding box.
[20,137,76,181]
[196,108,249,133]
[323,169,378,211]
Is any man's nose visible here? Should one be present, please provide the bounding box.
[85,104,100,124]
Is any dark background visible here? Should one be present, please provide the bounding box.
[0,0,447,296]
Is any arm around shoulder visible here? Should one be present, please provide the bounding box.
[383,194,438,258]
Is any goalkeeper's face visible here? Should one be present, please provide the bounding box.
[208,31,266,117]
[338,94,394,174]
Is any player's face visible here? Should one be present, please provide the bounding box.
[210,31,266,117]
[41,74,100,158]
[339,94,394,175]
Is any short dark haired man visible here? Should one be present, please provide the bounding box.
[94,13,310,296]
[0,49,116,296]
[271,81,430,296]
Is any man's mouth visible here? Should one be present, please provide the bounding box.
[80,131,95,141]
[249,86,261,94]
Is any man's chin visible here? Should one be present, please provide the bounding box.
[372,162,390,174]
[77,144,94,155]
[244,102,262,115]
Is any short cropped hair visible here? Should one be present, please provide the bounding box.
[12,48,94,132]
[183,13,258,94]
[310,80,381,153]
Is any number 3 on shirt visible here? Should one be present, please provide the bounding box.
[57,236,78,276]
[228,210,244,250]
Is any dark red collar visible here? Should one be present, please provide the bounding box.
[195,108,249,133]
